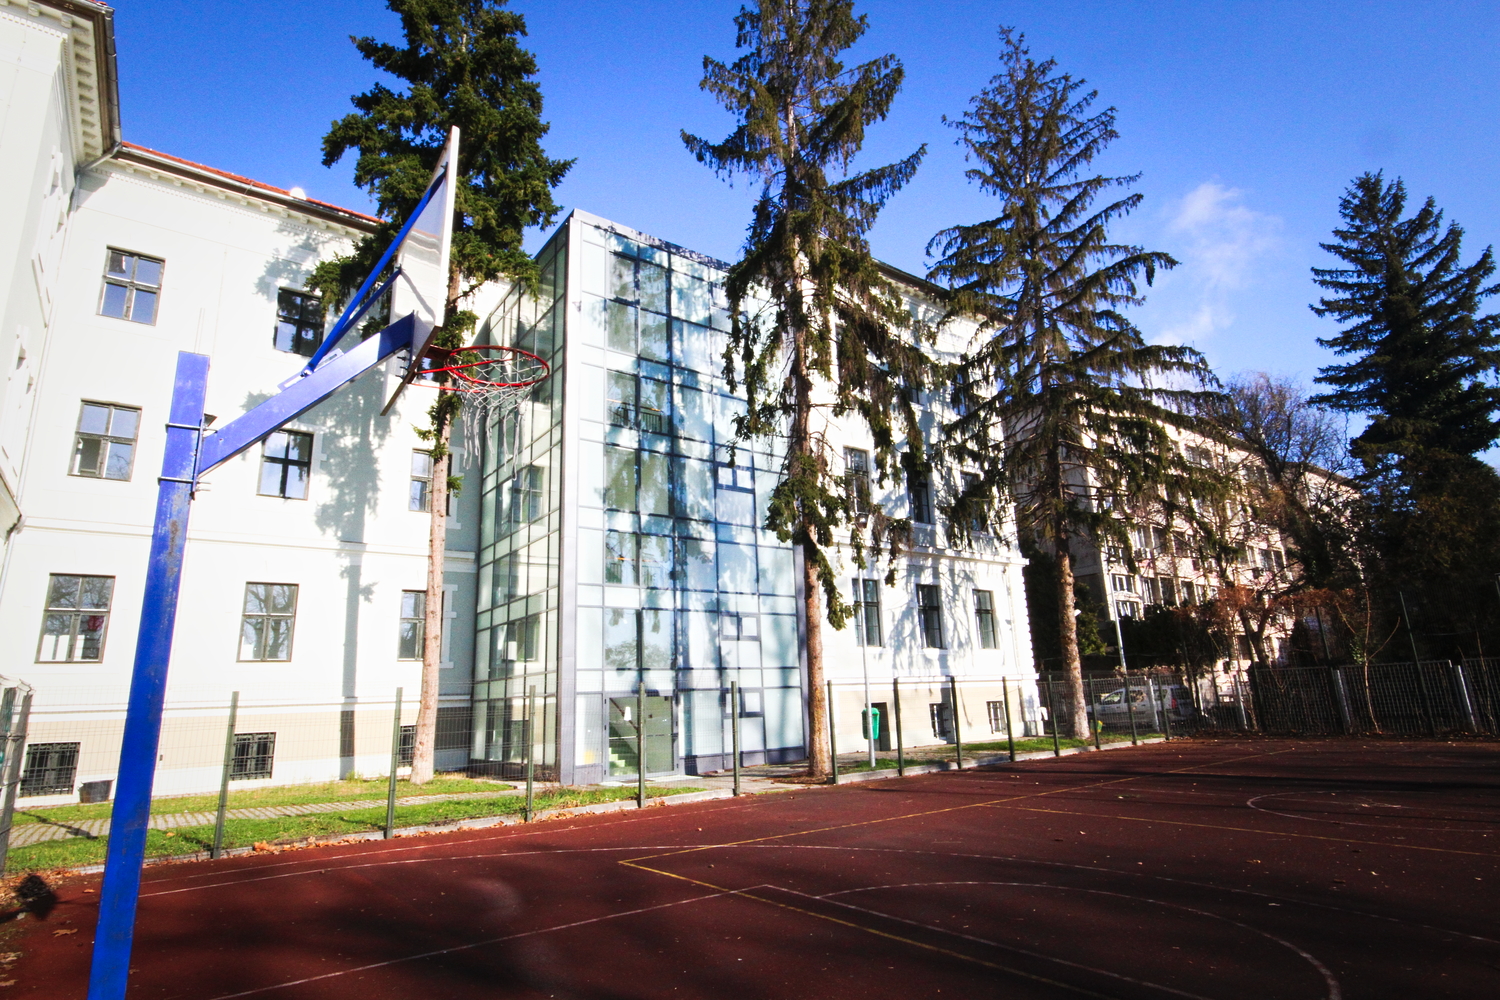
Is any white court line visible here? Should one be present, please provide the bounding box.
[143,839,1500,949]
[805,881,1341,1000]
[1246,791,1500,832]
[198,887,749,1000]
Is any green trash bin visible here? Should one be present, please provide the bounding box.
[861,706,881,741]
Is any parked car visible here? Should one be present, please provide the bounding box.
[1088,683,1196,725]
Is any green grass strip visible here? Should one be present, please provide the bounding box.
[13,775,513,826]
[5,785,702,875]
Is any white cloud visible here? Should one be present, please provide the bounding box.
[1152,182,1281,346]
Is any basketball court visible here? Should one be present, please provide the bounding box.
[17,739,1499,999]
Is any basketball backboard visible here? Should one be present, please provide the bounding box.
[381,126,459,414]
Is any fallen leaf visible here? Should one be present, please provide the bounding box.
[164,832,175,838]
[52,928,78,937]
[0,979,15,987]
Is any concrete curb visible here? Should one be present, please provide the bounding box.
[52,738,1173,876]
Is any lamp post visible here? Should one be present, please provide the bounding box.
[856,511,875,768]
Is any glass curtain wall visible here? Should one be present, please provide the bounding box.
[570,218,803,782]
[473,231,566,777]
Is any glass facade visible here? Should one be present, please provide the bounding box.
[474,213,806,784]
[472,230,566,777]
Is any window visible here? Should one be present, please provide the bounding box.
[72,402,139,480]
[606,371,669,434]
[854,578,882,646]
[930,702,953,740]
[973,590,998,649]
[908,468,934,524]
[398,725,416,766]
[1111,574,1136,594]
[274,288,324,357]
[410,451,433,511]
[399,590,425,660]
[1272,549,1286,572]
[259,430,312,499]
[37,574,113,662]
[230,732,275,780]
[99,249,163,324]
[1141,577,1161,603]
[960,472,985,533]
[1159,576,1178,607]
[509,465,543,523]
[240,583,297,661]
[916,584,945,648]
[1180,579,1198,605]
[606,530,639,586]
[20,742,79,796]
[720,614,759,641]
[987,700,1008,734]
[844,448,871,514]
[1115,600,1141,619]
[503,615,540,661]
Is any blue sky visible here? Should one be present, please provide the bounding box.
[117,1,1500,390]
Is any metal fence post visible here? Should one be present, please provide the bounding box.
[949,675,964,770]
[1151,677,1171,740]
[524,685,536,821]
[1332,669,1354,733]
[892,677,906,776]
[637,680,647,809]
[1451,662,1478,733]
[384,688,402,839]
[1044,678,1061,757]
[1003,679,1017,762]
[1233,672,1250,731]
[827,680,839,784]
[1123,672,1140,746]
[210,691,240,859]
[0,684,34,876]
[1089,677,1102,750]
[730,681,742,796]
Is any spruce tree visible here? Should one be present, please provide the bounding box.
[1311,172,1500,472]
[930,29,1213,738]
[683,0,930,778]
[316,0,570,782]
[1311,174,1500,649]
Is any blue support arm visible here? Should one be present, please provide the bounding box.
[198,313,416,476]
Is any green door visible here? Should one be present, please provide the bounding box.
[608,695,674,776]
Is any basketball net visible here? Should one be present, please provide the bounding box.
[420,345,549,463]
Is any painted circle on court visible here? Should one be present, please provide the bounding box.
[1248,790,1498,832]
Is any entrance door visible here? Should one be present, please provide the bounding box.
[608,695,674,776]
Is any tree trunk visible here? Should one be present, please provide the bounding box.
[803,540,830,777]
[411,268,464,786]
[411,416,450,785]
[1054,538,1091,738]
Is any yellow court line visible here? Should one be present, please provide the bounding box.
[991,804,1500,859]
[624,746,1299,867]
[615,860,1118,999]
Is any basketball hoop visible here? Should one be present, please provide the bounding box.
[414,344,550,455]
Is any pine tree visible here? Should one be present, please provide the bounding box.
[1311,172,1500,472]
[682,0,929,778]
[930,29,1213,738]
[316,0,570,783]
[1311,174,1500,648]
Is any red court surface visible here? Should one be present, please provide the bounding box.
[16,739,1500,999]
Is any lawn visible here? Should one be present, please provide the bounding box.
[12,774,512,826]
[5,785,703,875]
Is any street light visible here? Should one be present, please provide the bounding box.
[856,510,875,768]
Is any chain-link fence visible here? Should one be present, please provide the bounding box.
[7,686,489,873]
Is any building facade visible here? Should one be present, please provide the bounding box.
[7,3,1040,803]
[468,211,1037,785]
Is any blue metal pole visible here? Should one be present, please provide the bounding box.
[87,352,208,1000]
